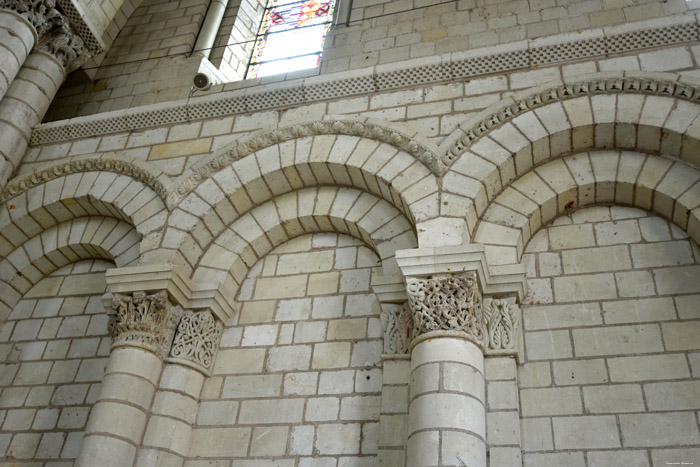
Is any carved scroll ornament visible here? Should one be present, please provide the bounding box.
[380,304,411,354]
[406,272,483,344]
[37,21,86,71]
[482,297,519,352]
[168,310,223,374]
[109,290,182,358]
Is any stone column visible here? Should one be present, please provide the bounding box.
[0,20,84,189]
[136,310,223,466]
[77,291,182,467]
[0,0,61,101]
[405,272,487,467]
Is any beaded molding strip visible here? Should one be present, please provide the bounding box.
[31,16,700,146]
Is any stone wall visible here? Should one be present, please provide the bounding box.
[193,232,383,465]
[519,206,700,466]
[0,260,111,463]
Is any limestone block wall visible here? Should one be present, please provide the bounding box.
[323,0,697,73]
[518,206,700,466]
[0,259,111,464]
[191,232,384,465]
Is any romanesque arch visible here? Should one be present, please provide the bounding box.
[473,150,700,265]
[440,73,700,236]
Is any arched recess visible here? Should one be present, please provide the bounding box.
[473,150,700,265]
[163,126,435,277]
[0,216,141,324]
[440,72,700,235]
[0,158,170,265]
[190,186,417,305]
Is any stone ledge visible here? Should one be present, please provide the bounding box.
[32,14,700,145]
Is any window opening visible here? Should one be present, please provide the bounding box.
[246,0,336,79]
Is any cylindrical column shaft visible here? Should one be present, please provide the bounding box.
[0,9,37,102]
[193,0,228,59]
[77,347,164,467]
[135,364,205,466]
[408,337,486,467]
[0,49,64,188]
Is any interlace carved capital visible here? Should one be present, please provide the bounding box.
[406,272,483,345]
[109,290,182,358]
[167,310,223,375]
[37,21,87,71]
[380,304,411,355]
[482,297,520,352]
[0,0,63,37]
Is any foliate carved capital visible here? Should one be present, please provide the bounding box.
[482,297,520,352]
[406,272,483,344]
[167,310,223,375]
[380,304,411,355]
[0,0,63,37]
[109,290,182,358]
[37,21,87,71]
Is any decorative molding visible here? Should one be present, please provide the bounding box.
[380,304,411,355]
[395,244,526,300]
[406,272,483,345]
[167,310,223,375]
[170,119,440,201]
[37,20,87,72]
[0,0,62,36]
[1,155,170,203]
[482,297,519,352]
[31,16,700,147]
[444,74,700,168]
[55,0,103,53]
[108,290,182,357]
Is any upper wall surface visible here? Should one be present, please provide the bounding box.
[45,0,700,122]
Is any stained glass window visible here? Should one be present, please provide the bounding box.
[246,0,336,79]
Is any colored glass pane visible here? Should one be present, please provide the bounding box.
[247,0,335,78]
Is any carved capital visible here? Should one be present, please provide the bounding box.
[482,297,519,352]
[406,272,483,345]
[167,310,223,375]
[37,21,86,71]
[109,290,182,358]
[0,0,63,37]
[380,304,411,355]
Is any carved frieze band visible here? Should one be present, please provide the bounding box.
[167,310,223,375]
[406,272,484,344]
[0,156,169,203]
[109,290,182,358]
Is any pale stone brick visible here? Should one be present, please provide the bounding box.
[602,297,676,324]
[524,303,602,330]
[267,345,312,372]
[525,329,572,360]
[487,381,517,409]
[615,270,657,298]
[196,401,238,425]
[238,399,305,424]
[319,370,355,395]
[214,348,265,374]
[238,301,276,324]
[520,387,582,416]
[242,324,278,346]
[645,381,700,410]
[250,425,289,456]
[523,451,585,467]
[620,412,700,447]
[662,321,700,351]
[518,362,552,387]
[562,245,632,274]
[327,318,367,340]
[608,354,690,382]
[290,425,315,455]
[222,375,282,399]
[654,266,700,295]
[316,423,361,454]
[552,415,620,449]
[521,417,553,451]
[553,358,608,386]
[583,384,645,413]
[487,411,520,445]
[548,224,595,249]
[306,397,340,421]
[189,428,250,457]
[573,324,663,357]
[340,395,380,420]
[313,342,351,369]
[632,241,695,268]
[553,273,617,302]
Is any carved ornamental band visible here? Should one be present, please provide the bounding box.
[405,272,483,344]
[109,291,182,358]
[167,310,223,375]
[0,0,63,36]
